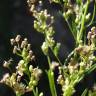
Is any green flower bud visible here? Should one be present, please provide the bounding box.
[75,17,79,24]
[41,42,48,55]
[18,60,25,66]
[32,80,38,86]
[22,48,28,57]
[52,0,60,3]
[29,65,33,72]
[39,92,43,96]
[50,71,54,76]
[85,13,91,21]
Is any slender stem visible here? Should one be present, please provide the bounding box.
[33,87,39,96]
[50,48,63,66]
[50,71,57,96]
[46,35,63,66]
[47,55,51,68]
[86,21,96,28]
[87,0,96,27]
[47,70,57,96]
[33,88,37,96]
[77,0,89,44]
[55,54,62,66]
[47,56,57,96]
[64,50,74,65]
[65,19,76,41]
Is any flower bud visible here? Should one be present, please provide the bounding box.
[33,68,42,80]
[39,92,43,96]
[91,26,96,33]
[31,56,35,60]
[15,35,21,43]
[75,17,79,24]
[85,13,90,21]
[30,5,35,12]
[29,65,33,72]
[41,42,48,55]
[22,48,27,57]
[32,80,38,86]
[27,44,31,50]
[57,75,64,85]
[50,61,59,70]
[13,46,17,54]
[10,39,15,45]
[18,60,25,66]
[0,73,10,82]
[21,38,28,48]
[29,50,33,57]
[3,61,9,68]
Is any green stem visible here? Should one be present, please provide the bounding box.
[47,55,51,68]
[33,87,39,96]
[77,0,89,44]
[87,0,96,27]
[47,56,57,96]
[65,19,76,41]
[47,70,57,96]
[50,48,62,66]
[33,88,37,96]
[64,50,74,65]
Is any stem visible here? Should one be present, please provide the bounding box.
[77,0,89,44]
[33,88,37,96]
[64,50,74,65]
[50,48,63,66]
[47,55,51,68]
[47,56,57,96]
[33,87,39,96]
[47,70,57,96]
[16,94,21,96]
[65,19,76,41]
[46,34,63,66]
[87,0,96,27]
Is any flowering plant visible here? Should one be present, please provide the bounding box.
[1,0,96,96]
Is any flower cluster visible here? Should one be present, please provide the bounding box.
[27,0,96,96]
[87,26,96,46]
[50,0,93,44]
[27,0,60,56]
[1,35,43,96]
[56,27,96,96]
[1,0,96,96]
